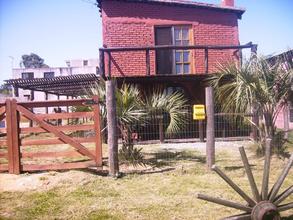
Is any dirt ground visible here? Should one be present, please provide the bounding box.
[0,141,248,192]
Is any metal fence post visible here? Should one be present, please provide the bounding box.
[205,87,215,170]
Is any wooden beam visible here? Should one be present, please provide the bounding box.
[204,48,209,73]
[19,124,94,134]
[18,98,92,108]
[146,49,150,75]
[6,99,21,174]
[21,137,95,146]
[93,95,103,166]
[106,80,119,176]
[100,42,256,52]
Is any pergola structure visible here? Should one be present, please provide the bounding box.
[5,74,100,98]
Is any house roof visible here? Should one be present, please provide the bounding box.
[97,0,246,19]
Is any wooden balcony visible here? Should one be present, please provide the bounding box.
[99,42,257,79]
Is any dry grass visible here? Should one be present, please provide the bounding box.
[0,142,292,220]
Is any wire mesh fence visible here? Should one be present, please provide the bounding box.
[129,107,252,143]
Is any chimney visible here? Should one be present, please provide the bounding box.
[221,0,234,7]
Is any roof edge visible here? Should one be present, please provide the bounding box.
[97,0,246,19]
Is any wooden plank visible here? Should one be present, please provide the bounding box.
[21,150,95,158]
[21,160,99,171]
[0,164,8,172]
[18,98,91,108]
[17,105,96,161]
[0,140,7,147]
[35,112,94,120]
[101,42,255,52]
[0,106,5,117]
[21,137,95,146]
[93,96,102,166]
[19,124,94,134]
[0,152,8,159]
[6,99,21,174]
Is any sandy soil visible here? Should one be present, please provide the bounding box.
[0,141,251,192]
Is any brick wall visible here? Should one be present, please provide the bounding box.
[102,0,240,76]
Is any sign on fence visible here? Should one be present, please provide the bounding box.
[193,104,205,120]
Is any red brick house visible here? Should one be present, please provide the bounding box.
[97,0,255,104]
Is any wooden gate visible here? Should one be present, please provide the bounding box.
[0,97,102,174]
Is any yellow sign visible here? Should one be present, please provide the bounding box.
[193,105,205,120]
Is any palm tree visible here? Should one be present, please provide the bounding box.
[87,80,189,141]
[209,54,293,142]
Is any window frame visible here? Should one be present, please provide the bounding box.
[43,72,55,79]
[21,72,34,80]
[154,25,194,75]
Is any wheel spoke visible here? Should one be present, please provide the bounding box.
[212,165,256,207]
[197,193,252,212]
[239,147,261,202]
[269,153,293,201]
[273,185,293,205]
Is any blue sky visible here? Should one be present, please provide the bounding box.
[0,0,292,83]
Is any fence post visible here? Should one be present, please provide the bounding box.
[106,79,119,177]
[93,95,103,167]
[159,117,164,143]
[205,87,215,170]
[283,104,289,139]
[251,104,259,141]
[6,99,21,174]
[199,120,204,142]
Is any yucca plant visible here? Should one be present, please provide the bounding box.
[86,81,189,166]
[209,53,293,155]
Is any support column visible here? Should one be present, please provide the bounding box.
[106,80,119,177]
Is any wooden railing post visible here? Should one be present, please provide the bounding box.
[93,95,103,167]
[205,87,215,170]
[99,49,105,79]
[106,80,119,177]
[204,48,209,73]
[146,49,150,76]
[6,99,21,174]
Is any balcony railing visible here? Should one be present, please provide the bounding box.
[99,42,257,79]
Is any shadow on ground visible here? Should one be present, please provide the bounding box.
[144,150,206,167]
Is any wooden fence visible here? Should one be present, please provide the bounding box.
[0,97,102,174]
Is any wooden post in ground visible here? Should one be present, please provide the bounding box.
[159,117,164,143]
[283,104,289,139]
[199,120,204,142]
[251,104,259,141]
[93,95,103,167]
[205,87,215,170]
[106,79,119,176]
[6,99,21,174]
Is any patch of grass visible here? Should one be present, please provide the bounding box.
[0,142,292,220]
[20,190,62,219]
[87,210,122,220]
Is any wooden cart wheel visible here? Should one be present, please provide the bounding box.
[197,141,293,220]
